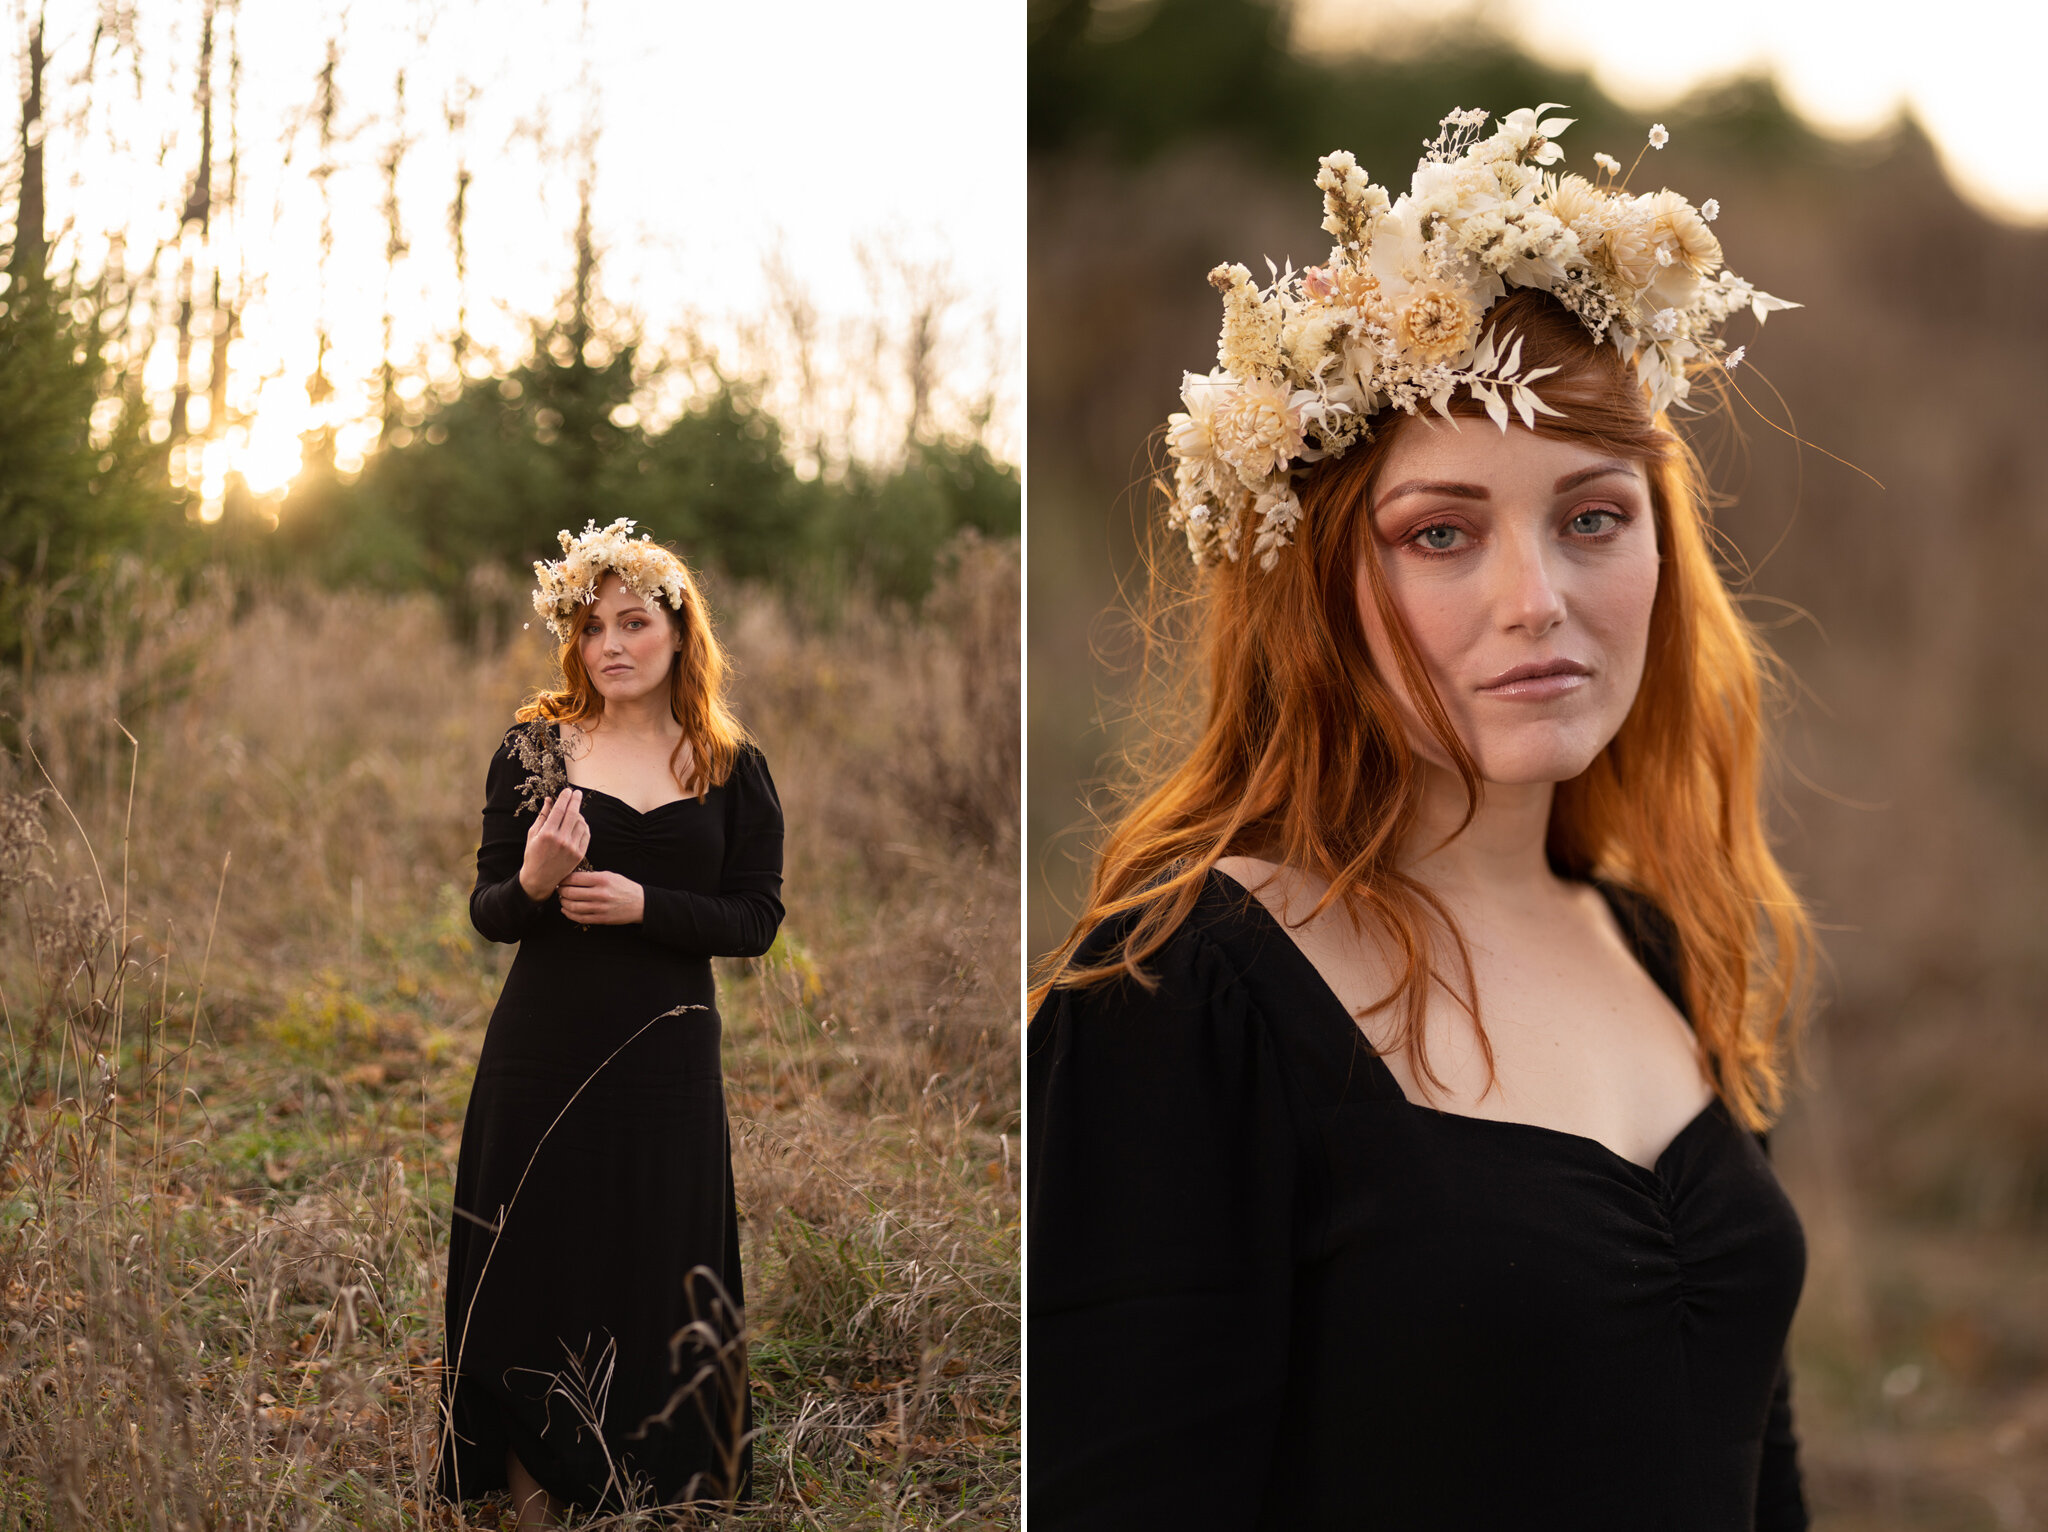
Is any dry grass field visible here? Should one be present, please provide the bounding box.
[0,536,1020,1529]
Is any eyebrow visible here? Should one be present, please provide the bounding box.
[1374,459,1637,511]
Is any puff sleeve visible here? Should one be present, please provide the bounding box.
[469,730,549,945]
[637,744,785,958]
[1026,921,1302,1530]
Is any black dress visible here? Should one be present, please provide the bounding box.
[438,724,784,1510]
[1028,872,1809,1531]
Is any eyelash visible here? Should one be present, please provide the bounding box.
[1403,505,1631,556]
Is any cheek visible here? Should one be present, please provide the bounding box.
[1355,550,1474,686]
[1583,541,1661,668]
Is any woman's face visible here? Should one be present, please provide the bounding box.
[1356,418,1661,786]
[579,573,682,707]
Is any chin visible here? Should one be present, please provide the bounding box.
[1466,723,1612,787]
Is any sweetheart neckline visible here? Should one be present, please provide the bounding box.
[567,782,701,817]
[1209,866,1719,1177]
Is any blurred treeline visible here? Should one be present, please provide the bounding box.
[0,9,1017,672]
[1031,0,2048,1522]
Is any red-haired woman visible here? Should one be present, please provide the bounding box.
[1030,112,1815,1530]
[438,521,781,1527]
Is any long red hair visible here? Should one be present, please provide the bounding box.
[1039,289,1814,1132]
[516,552,747,799]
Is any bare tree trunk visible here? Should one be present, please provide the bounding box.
[9,10,48,290]
[206,0,243,445]
[763,246,825,473]
[306,38,340,418]
[445,85,474,372]
[169,0,217,444]
[379,67,410,440]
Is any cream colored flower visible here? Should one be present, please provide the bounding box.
[1211,263,1284,380]
[1167,369,1231,473]
[1593,152,1621,176]
[1316,150,1388,247]
[1394,279,1483,366]
[1282,306,1346,377]
[1545,172,1607,238]
[1646,190,1723,274]
[1252,485,1305,571]
[1648,123,1669,149]
[1212,377,1308,482]
[1594,212,1660,294]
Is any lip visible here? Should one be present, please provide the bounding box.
[600,664,632,676]
[1476,658,1591,700]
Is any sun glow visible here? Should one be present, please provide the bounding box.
[1293,0,2048,225]
[14,0,1023,522]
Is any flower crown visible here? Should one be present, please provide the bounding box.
[1164,106,1798,571]
[530,518,690,641]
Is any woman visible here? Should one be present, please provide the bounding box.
[1029,109,1816,1529]
[438,519,783,1525]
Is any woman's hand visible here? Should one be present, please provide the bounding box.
[519,790,590,901]
[557,870,645,926]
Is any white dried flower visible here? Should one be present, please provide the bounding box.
[1700,198,1720,222]
[1211,263,1284,379]
[1212,377,1308,482]
[1648,123,1669,149]
[1725,345,1746,369]
[1593,152,1621,176]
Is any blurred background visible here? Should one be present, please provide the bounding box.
[1,1,1019,1525]
[1029,1,2047,1526]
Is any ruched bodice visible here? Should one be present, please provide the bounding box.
[1028,871,1808,1531]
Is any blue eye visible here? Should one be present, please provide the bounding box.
[1570,509,1621,535]
[1414,525,1462,551]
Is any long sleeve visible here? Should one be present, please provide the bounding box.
[638,744,785,957]
[469,730,549,944]
[1755,1353,1808,1529]
[1026,922,1301,1530]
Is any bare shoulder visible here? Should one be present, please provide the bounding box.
[1213,856,1399,1027]
[1214,856,1326,928]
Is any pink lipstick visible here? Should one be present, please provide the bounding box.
[1477,658,1591,700]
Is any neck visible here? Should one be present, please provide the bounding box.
[1401,761,1562,901]
[588,688,676,738]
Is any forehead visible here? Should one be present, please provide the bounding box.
[589,572,653,612]
[1373,418,1646,500]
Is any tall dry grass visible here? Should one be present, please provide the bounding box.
[0,535,1020,1529]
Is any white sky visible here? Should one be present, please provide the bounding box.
[1296,0,2048,225]
[9,0,1024,508]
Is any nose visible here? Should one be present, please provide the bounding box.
[1493,525,1567,638]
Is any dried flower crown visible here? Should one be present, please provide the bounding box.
[1164,106,1798,570]
[530,517,689,641]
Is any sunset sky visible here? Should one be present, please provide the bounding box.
[11,0,1023,512]
[1298,0,2048,225]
